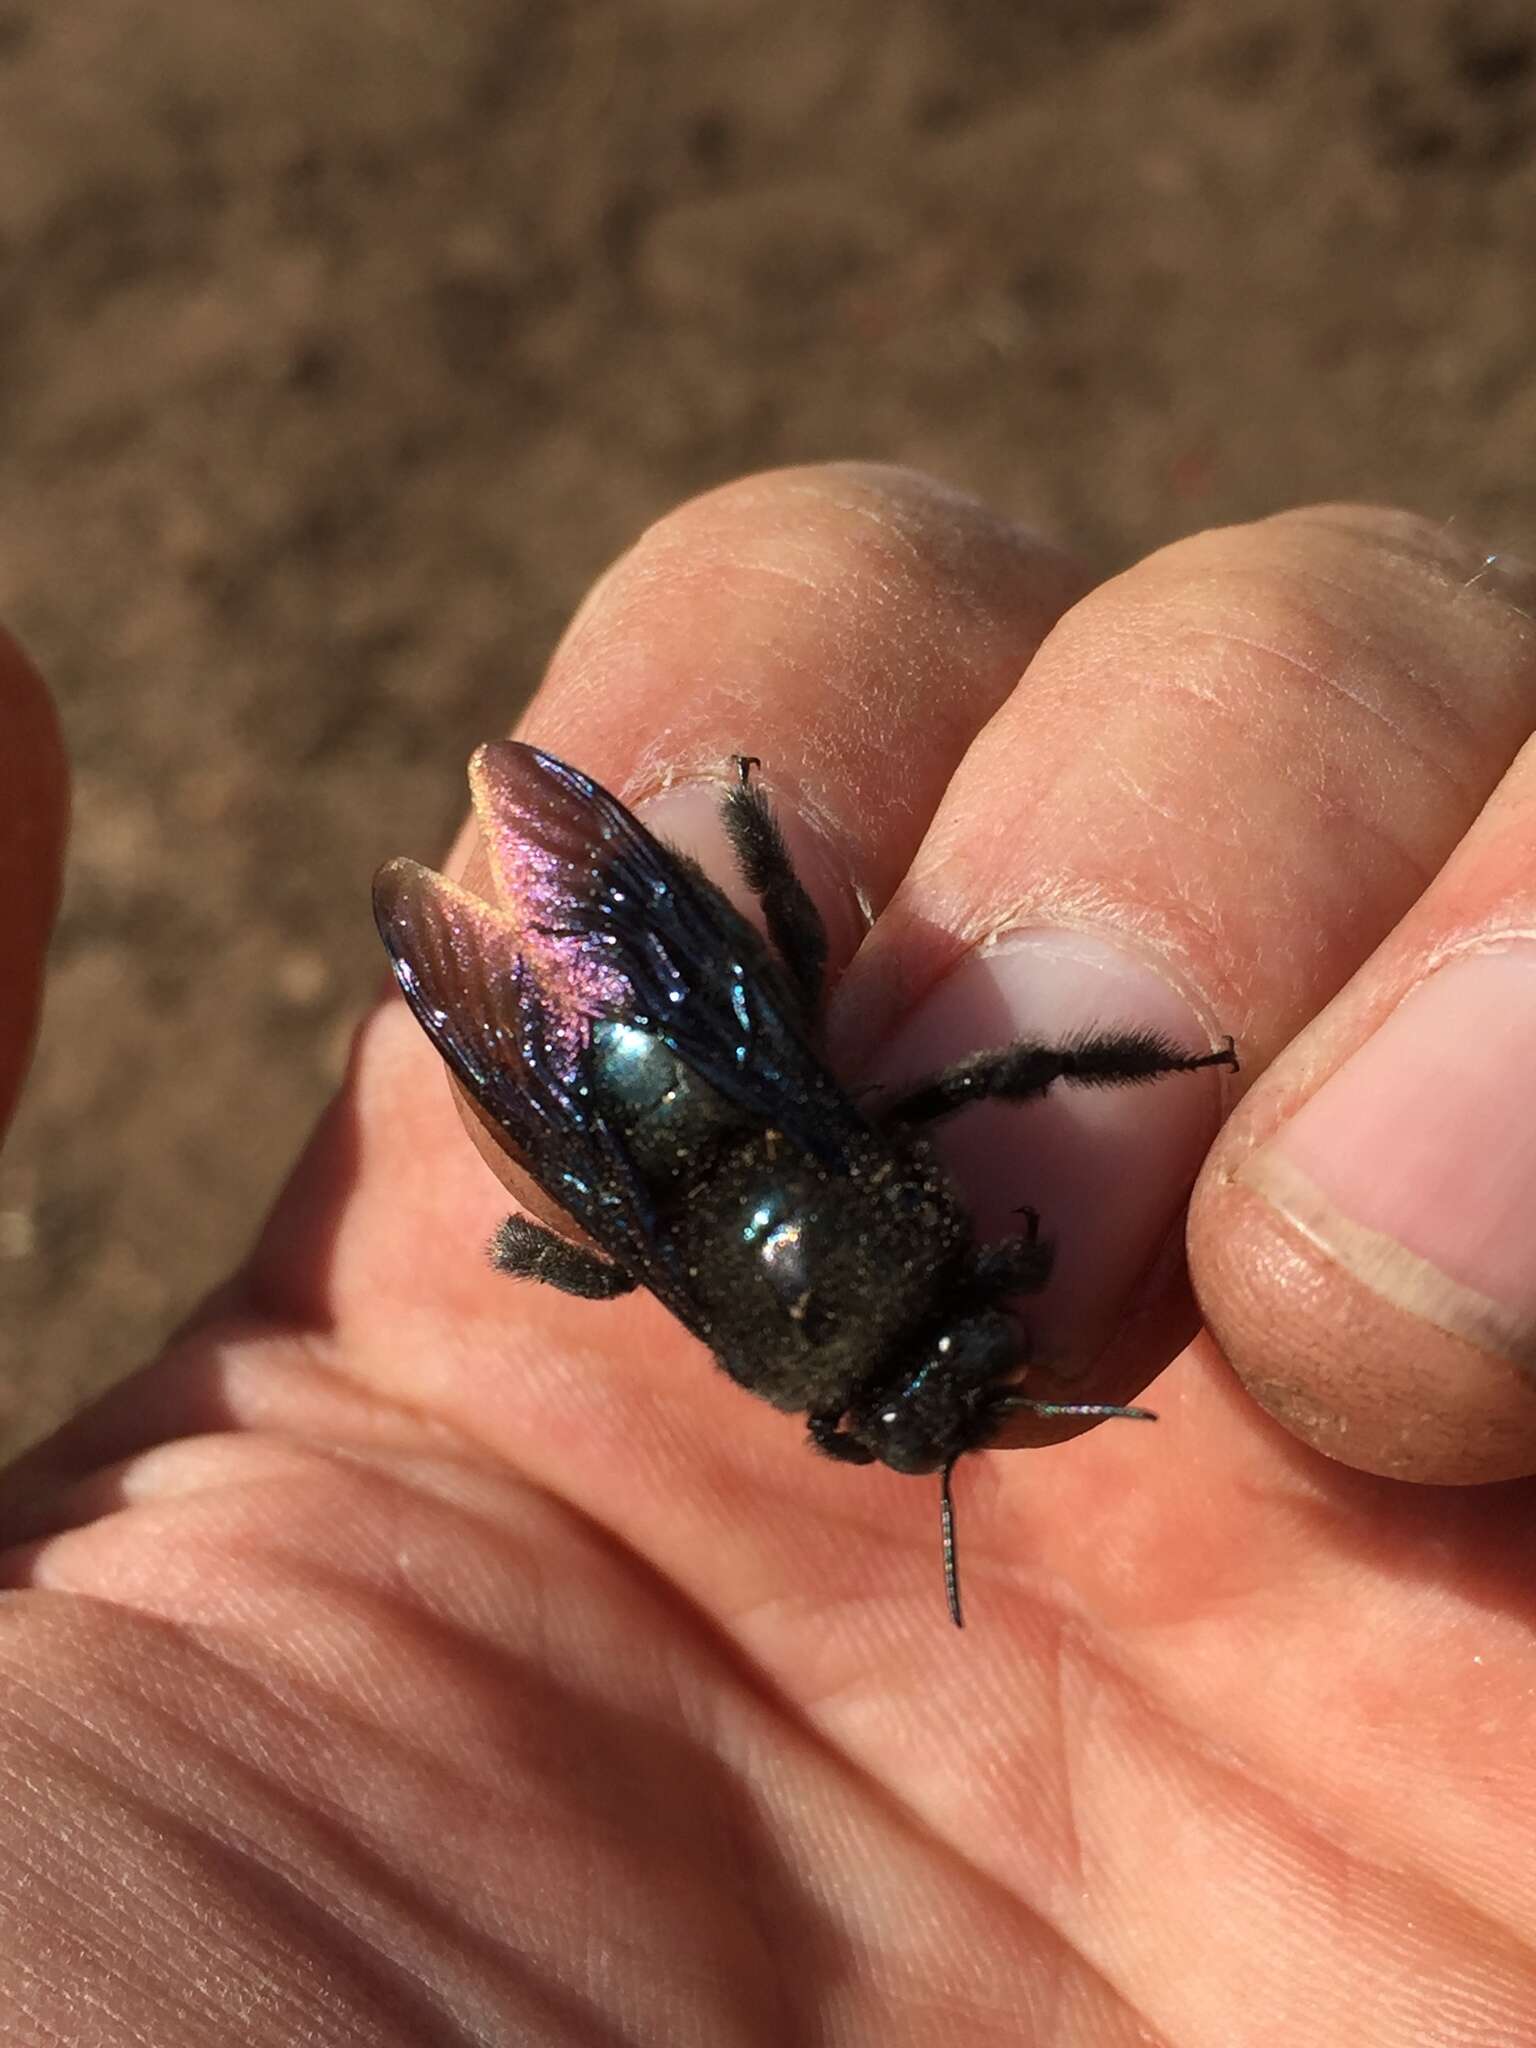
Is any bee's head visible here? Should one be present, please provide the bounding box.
[843,1310,1018,1477]
[839,1314,1156,1628]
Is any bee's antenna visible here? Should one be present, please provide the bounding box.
[940,1404,1154,1630]
[940,1459,963,1629]
[995,1397,1158,1424]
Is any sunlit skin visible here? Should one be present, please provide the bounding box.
[4,471,1536,2044]
[373,739,1235,1631]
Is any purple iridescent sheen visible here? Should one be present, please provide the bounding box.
[468,742,630,1033]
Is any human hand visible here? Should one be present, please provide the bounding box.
[4,468,1535,2044]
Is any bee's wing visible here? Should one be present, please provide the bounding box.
[466,742,862,1163]
[373,742,865,1270]
[374,857,673,1278]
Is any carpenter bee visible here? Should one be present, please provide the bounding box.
[374,743,1236,1625]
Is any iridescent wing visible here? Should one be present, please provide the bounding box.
[373,742,865,1286]
[374,861,645,1244]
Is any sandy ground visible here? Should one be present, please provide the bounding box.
[2,1,1534,1452]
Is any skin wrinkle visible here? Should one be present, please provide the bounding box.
[170,1494,621,1732]
[775,1573,1465,2044]
[1282,797,1440,930]
[856,1987,1077,2048]
[1108,642,1463,910]
[0,1712,406,2048]
[157,1830,506,2048]
[1198,553,1526,782]
[16,1964,162,2048]
[13,1475,595,1774]
[744,471,1071,638]
[509,1526,1155,2038]
[1223,513,1518,612]
[730,508,936,615]
[1014,1620,1368,2043]
[1051,1624,1536,2033]
[1287,507,1502,570]
[1265,541,1493,636]
[1099,755,1247,856]
[1020,592,1480,920]
[0,1368,504,1552]
[11,1973,86,2048]
[680,1748,804,2048]
[286,1317,588,1474]
[1422,922,1536,978]
[726,550,853,608]
[1167,622,1446,785]
[747,531,923,616]
[1456,575,1536,632]
[26,1441,338,1541]
[1,1617,636,2048]
[1125,670,1266,783]
[1287,533,1536,657]
[2,1818,184,2045]
[1049,1615,1092,1905]
[758,472,974,569]
[299,1450,1074,1977]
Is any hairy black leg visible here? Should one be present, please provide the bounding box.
[490,1215,637,1299]
[722,755,828,1021]
[973,1226,1055,1300]
[884,1030,1239,1127]
[807,1410,875,1464]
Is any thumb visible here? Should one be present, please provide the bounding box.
[0,631,67,1141]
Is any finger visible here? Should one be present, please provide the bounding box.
[261,465,1091,1328]
[439,462,1091,1218]
[839,508,1536,1441]
[5,465,1089,1509]
[0,631,67,1141]
[517,460,1086,938]
[1193,708,1536,1481]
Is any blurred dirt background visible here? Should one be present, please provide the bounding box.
[2,1,1534,1453]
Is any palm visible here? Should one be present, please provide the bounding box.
[7,995,1524,2046]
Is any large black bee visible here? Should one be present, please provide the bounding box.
[374,743,1236,1624]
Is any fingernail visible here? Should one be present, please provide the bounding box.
[1242,945,1536,1372]
[871,931,1230,1369]
[638,777,866,963]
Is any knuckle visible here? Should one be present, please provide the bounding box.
[1110,505,1536,758]
[625,461,1068,610]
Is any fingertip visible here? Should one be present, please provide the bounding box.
[1190,1148,1536,1485]
[861,929,1232,1381]
[517,461,1093,926]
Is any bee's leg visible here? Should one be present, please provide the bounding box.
[972,1212,1055,1299]
[722,756,828,1022]
[490,1216,637,1299]
[883,1031,1238,1126]
[807,1410,875,1464]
